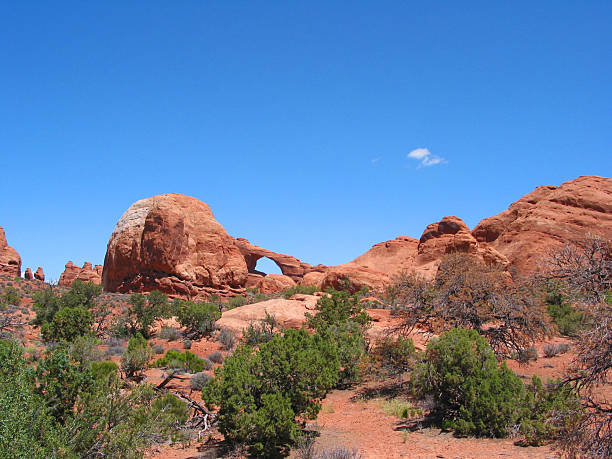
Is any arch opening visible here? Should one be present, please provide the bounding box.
[253,257,283,276]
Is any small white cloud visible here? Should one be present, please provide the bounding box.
[407,148,430,160]
[371,157,381,164]
[407,148,446,168]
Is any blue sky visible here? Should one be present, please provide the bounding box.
[1,1,610,281]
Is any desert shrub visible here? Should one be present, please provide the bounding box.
[541,236,612,456]
[175,300,221,338]
[120,334,153,378]
[381,399,422,419]
[41,306,93,342]
[107,344,126,356]
[318,320,366,384]
[90,360,119,382]
[306,288,372,331]
[0,340,59,457]
[542,343,570,358]
[518,376,581,446]
[411,328,526,437]
[218,328,236,350]
[546,292,588,337]
[370,336,416,374]
[311,446,364,459]
[190,371,212,391]
[154,349,208,373]
[0,340,188,458]
[151,393,190,424]
[69,334,104,367]
[36,347,94,422]
[2,286,21,306]
[227,295,247,309]
[516,346,539,363]
[389,253,551,357]
[125,291,168,338]
[203,329,340,456]
[159,325,181,341]
[153,344,164,354]
[242,312,281,347]
[182,339,192,349]
[282,285,318,299]
[208,351,224,364]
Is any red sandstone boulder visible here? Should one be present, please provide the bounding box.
[256,274,297,294]
[102,194,248,296]
[472,176,612,274]
[299,271,326,288]
[320,265,391,294]
[35,267,45,281]
[0,226,21,277]
[59,261,103,287]
[216,295,319,334]
[413,216,508,278]
[24,268,33,280]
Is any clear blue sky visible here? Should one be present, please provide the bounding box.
[1,1,610,281]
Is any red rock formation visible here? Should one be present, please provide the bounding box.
[59,261,103,287]
[413,216,508,278]
[0,226,21,277]
[234,238,315,281]
[102,194,248,297]
[256,274,297,294]
[472,176,612,274]
[34,267,45,281]
[24,268,33,280]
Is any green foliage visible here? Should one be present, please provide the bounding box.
[36,347,94,422]
[218,327,236,350]
[367,336,417,376]
[318,320,366,384]
[41,306,93,342]
[120,334,153,378]
[0,339,189,458]
[0,340,59,458]
[412,328,526,437]
[175,300,221,338]
[33,281,101,341]
[190,371,212,391]
[59,280,102,309]
[204,329,340,456]
[154,349,209,373]
[32,288,62,325]
[306,288,372,331]
[125,291,168,338]
[69,334,104,368]
[546,291,587,337]
[242,312,281,346]
[65,378,188,458]
[306,289,371,384]
[90,360,119,382]
[226,294,247,309]
[282,284,318,299]
[1,286,21,306]
[519,376,581,446]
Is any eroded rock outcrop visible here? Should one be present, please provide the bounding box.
[24,268,33,280]
[216,294,320,333]
[35,267,45,281]
[413,216,508,278]
[472,176,612,274]
[0,226,21,277]
[102,194,248,297]
[234,238,316,281]
[255,274,297,294]
[59,261,103,287]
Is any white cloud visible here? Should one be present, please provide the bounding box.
[407,148,446,168]
[407,148,430,160]
[371,157,381,164]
